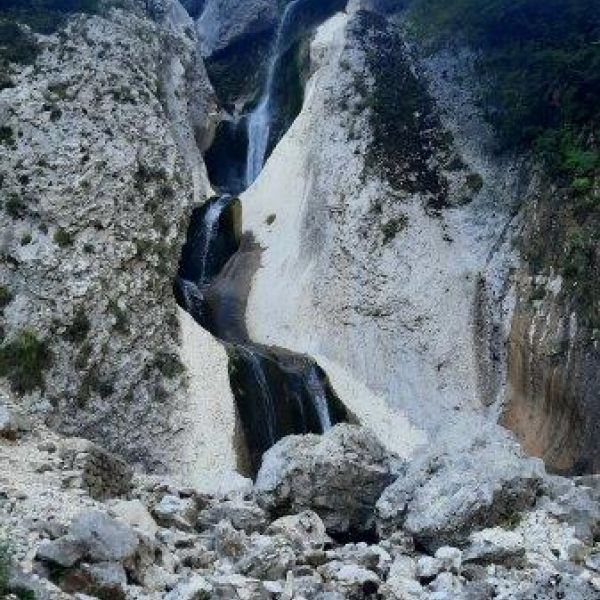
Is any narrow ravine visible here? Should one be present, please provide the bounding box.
[175,1,349,474]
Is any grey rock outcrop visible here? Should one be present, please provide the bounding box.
[376,428,545,550]
[197,499,268,533]
[255,424,397,538]
[196,0,278,57]
[36,510,155,591]
[0,0,215,473]
[60,438,132,500]
[152,494,198,531]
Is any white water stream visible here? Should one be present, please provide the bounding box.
[245,0,303,186]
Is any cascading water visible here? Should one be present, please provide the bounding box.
[245,0,303,186]
[306,365,333,431]
[176,0,348,474]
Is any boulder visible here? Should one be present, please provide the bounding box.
[0,405,28,439]
[69,511,142,565]
[319,561,380,599]
[192,469,253,500]
[197,499,267,533]
[0,405,17,439]
[164,575,213,600]
[212,520,250,561]
[415,555,441,583]
[256,425,396,539]
[434,547,462,575]
[235,534,296,580]
[267,511,327,553]
[36,536,85,568]
[152,495,197,531]
[196,0,278,57]
[36,511,156,595]
[369,555,422,600]
[109,499,158,538]
[325,543,392,578]
[59,438,133,500]
[376,429,544,550]
[463,528,525,567]
[207,573,270,599]
[60,562,127,600]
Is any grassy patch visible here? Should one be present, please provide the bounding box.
[355,11,449,201]
[0,330,52,394]
[409,0,600,327]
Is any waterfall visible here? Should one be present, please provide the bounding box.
[176,0,348,474]
[238,347,277,446]
[198,195,232,284]
[306,366,333,431]
[245,0,303,186]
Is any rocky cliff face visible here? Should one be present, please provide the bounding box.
[239,6,520,454]
[0,0,226,475]
[503,182,600,475]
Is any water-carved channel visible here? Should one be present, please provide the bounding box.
[175,0,349,474]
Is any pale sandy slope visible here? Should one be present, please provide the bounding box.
[241,9,521,455]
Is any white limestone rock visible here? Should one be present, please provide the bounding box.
[255,425,397,538]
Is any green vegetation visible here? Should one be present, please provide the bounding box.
[53,227,74,247]
[0,20,39,66]
[0,285,13,311]
[0,1,102,36]
[0,330,52,394]
[410,0,600,327]
[5,194,26,218]
[0,537,10,596]
[0,126,16,148]
[382,215,408,244]
[64,308,91,344]
[154,351,184,379]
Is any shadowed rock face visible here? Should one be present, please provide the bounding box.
[503,288,600,475]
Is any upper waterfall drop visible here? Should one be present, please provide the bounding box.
[245,0,303,187]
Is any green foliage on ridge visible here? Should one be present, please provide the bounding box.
[410,0,600,327]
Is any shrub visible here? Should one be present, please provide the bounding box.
[63,308,90,344]
[154,351,185,379]
[20,233,31,246]
[572,177,593,194]
[0,330,52,394]
[466,173,484,193]
[5,194,26,218]
[382,215,408,244]
[0,285,12,310]
[0,21,39,65]
[0,1,102,36]
[53,228,74,247]
[0,126,15,148]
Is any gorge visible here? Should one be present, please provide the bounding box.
[0,0,599,598]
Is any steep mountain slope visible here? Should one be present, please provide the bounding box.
[0,0,240,478]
